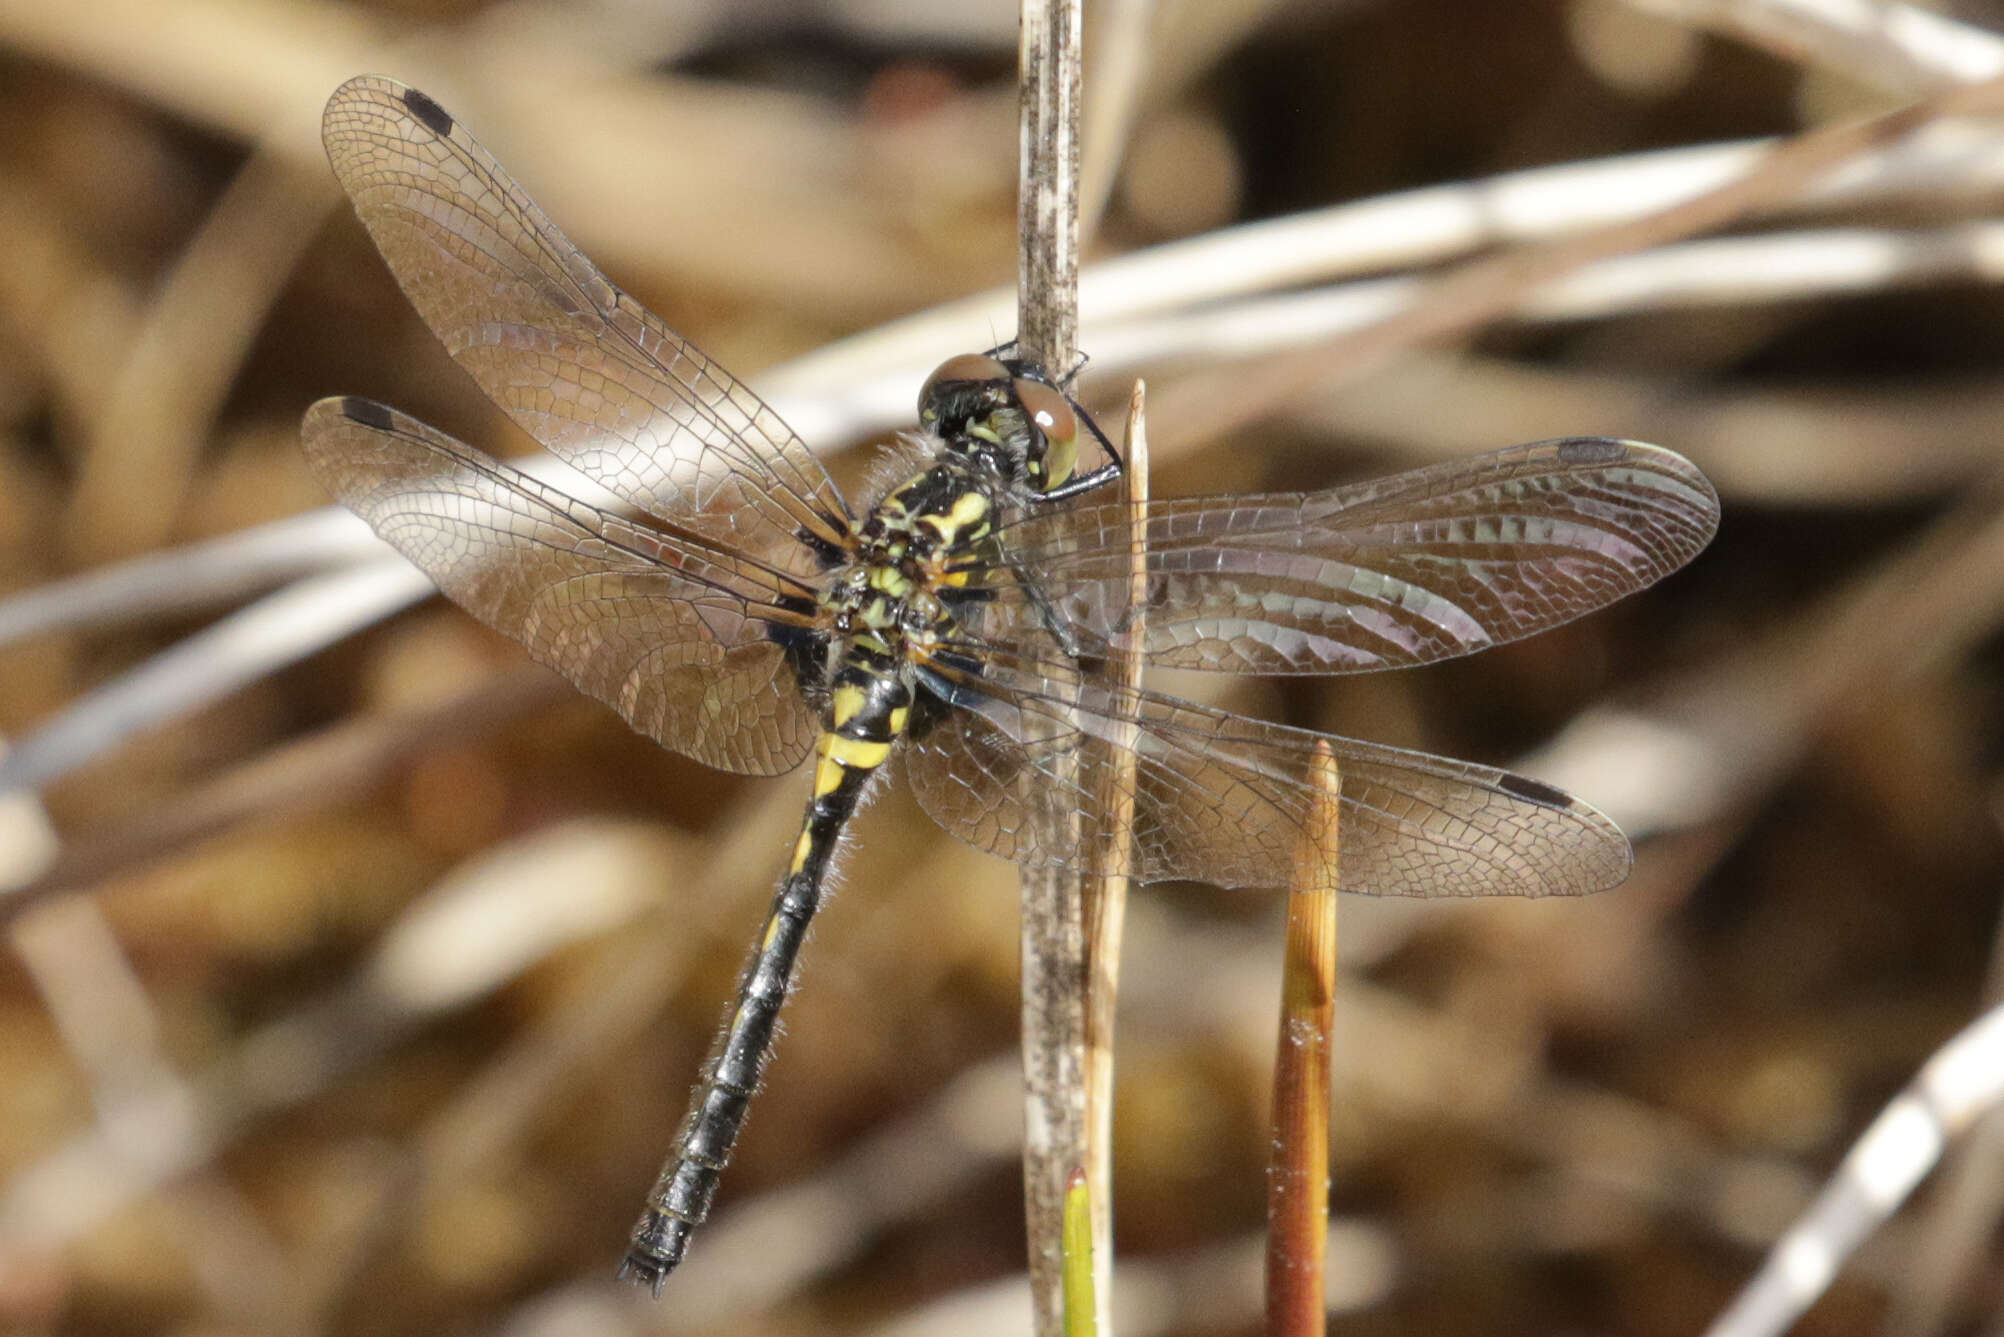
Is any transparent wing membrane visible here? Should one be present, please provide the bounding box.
[302,397,820,776]
[308,79,1722,890]
[977,438,1719,675]
[321,76,853,576]
[907,647,1629,897]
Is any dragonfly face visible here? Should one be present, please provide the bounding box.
[916,351,1091,496]
[303,75,1721,1292]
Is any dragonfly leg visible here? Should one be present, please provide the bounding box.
[1006,563,1091,662]
[1034,459,1122,502]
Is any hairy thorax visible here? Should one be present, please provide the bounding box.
[814,458,1005,733]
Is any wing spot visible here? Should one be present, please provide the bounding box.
[402,87,455,136]
[341,396,396,431]
[1556,438,1627,466]
[1497,772,1573,809]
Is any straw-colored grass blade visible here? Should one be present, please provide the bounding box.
[1265,741,1340,1336]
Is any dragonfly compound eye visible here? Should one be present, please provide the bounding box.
[1012,377,1079,491]
[918,353,1010,425]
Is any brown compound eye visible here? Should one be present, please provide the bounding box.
[1013,377,1079,490]
[918,353,1010,422]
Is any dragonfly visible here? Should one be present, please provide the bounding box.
[302,75,1720,1291]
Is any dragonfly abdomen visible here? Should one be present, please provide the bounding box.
[621,648,913,1292]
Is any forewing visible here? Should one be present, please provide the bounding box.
[302,396,819,776]
[982,439,1718,674]
[905,648,1627,896]
[319,75,850,575]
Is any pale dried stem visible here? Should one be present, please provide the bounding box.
[1288,351,2004,507]
[1015,2,1090,1330]
[1874,862,2004,1337]
[1147,70,2004,454]
[8,896,304,1329]
[0,182,138,447]
[0,667,568,926]
[1017,0,1084,370]
[1080,381,1149,1333]
[62,149,336,563]
[0,792,794,1260]
[768,123,2004,451]
[1618,0,2004,94]
[1703,1003,2004,1337]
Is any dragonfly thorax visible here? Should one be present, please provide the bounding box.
[813,457,1000,712]
[864,461,1001,552]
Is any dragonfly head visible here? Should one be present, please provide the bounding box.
[918,353,1080,494]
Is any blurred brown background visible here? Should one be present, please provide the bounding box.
[3,1,2004,1334]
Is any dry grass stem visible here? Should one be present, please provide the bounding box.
[1014,3,1090,1329]
[1703,1003,2004,1337]
[1078,379,1149,1331]
[1618,0,2004,93]
[1265,743,1339,1337]
[1149,69,2004,452]
[0,667,569,924]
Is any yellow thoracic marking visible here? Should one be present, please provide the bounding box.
[831,683,868,726]
[919,490,990,543]
[953,491,989,525]
[813,753,846,795]
[888,705,910,734]
[790,828,815,873]
[868,565,914,597]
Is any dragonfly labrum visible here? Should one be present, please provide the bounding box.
[302,75,1720,1291]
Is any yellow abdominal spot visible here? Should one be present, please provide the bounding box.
[831,683,868,726]
[790,828,815,873]
[824,734,893,769]
[888,706,910,734]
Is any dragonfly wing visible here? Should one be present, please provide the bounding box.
[320,75,851,576]
[982,439,1718,674]
[303,396,820,776]
[905,647,1628,896]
